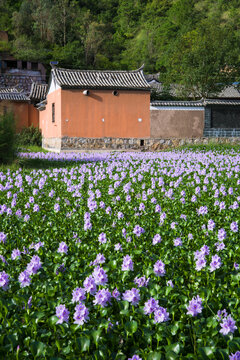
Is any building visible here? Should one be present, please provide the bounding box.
[38,66,151,150]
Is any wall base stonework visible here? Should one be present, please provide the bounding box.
[42,136,240,151]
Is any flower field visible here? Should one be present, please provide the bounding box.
[0,150,240,360]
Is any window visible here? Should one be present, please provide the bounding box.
[140,139,144,146]
[52,103,55,123]
[32,62,38,71]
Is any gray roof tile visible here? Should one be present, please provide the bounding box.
[29,82,48,102]
[52,67,151,90]
[151,99,240,107]
[0,87,29,101]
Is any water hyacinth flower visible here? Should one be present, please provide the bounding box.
[72,287,86,303]
[92,266,108,285]
[133,225,145,237]
[0,271,9,290]
[128,356,142,360]
[98,232,107,244]
[11,248,21,260]
[195,257,207,271]
[174,238,182,246]
[154,307,170,323]
[217,309,228,321]
[83,275,97,295]
[218,228,227,241]
[210,255,222,272]
[152,234,161,245]
[73,302,89,325]
[187,295,203,317]
[144,297,159,315]
[229,351,240,360]
[26,255,42,275]
[122,255,134,271]
[112,288,121,300]
[230,222,238,233]
[122,288,140,306]
[57,242,68,254]
[167,280,174,288]
[219,315,237,335]
[93,253,106,265]
[93,288,112,307]
[134,276,149,288]
[154,260,166,276]
[114,243,122,251]
[234,262,239,270]
[18,270,31,288]
[55,304,70,324]
[54,203,60,212]
[215,242,225,252]
[0,232,7,243]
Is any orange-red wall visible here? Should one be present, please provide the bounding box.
[40,89,61,137]
[40,89,150,139]
[61,89,150,138]
[0,101,39,132]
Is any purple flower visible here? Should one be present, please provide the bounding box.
[11,248,21,260]
[0,232,7,243]
[114,243,122,251]
[93,288,112,307]
[230,222,238,233]
[128,356,142,360]
[195,257,207,271]
[122,255,134,271]
[133,225,145,237]
[152,234,161,245]
[144,297,159,315]
[154,260,166,277]
[219,315,237,335]
[72,287,86,303]
[154,307,170,323]
[217,309,228,321]
[134,276,149,288]
[18,270,31,288]
[200,245,210,256]
[54,203,60,212]
[234,262,239,270]
[208,219,215,231]
[174,238,182,246]
[55,304,69,324]
[122,288,140,306]
[73,302,89,325]
[83,275,97,295]
[57,242,68,254]
[33,204,39,212]
[56,264,66,274]
[210,255,222,272]
[215,242,225,252]
[26,255,42,275]
[98,232,107,244]
[229,351,240,360]
[187,295,203,316]
[92,266,108,285]
[167,280,174,288]
[218,228,226,241]
[112,288,121,300]
[93,253,106,265]
[0,271,9,290]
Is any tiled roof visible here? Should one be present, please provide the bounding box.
[0,87,29,101]
[213,85,240,99]
[151,99,240,107]
[29,82,48,102]
[51,66,151,90]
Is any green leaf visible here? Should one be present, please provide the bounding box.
[165,350,178,360]
[165,343,180,354]
[198,347,215,359]
[125,320,138,334]
[76,336,90,352]
[147,352,162,360]
[30,341,47,358]
[92,329,102,345]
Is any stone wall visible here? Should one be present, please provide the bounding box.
[42,136,240,151]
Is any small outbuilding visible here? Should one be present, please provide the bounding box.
[39,66,151,150]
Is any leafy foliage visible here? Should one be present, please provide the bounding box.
[1,0,240,96]
[16,125,42,147]
[0,111,16,164]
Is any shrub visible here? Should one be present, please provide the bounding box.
[0,111,16,164]
[16,125,42,147]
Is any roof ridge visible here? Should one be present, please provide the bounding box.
[53,67,144,74]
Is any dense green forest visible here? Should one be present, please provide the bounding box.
[1,0,240,97]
